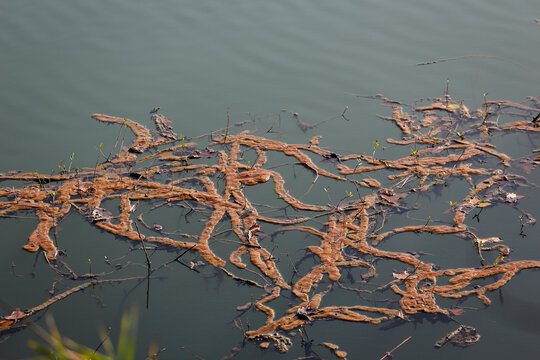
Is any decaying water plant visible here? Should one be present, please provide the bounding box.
[0,91,539,357]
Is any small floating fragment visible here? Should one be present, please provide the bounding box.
[434,325,481,348]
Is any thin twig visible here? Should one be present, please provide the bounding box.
[94,326,111,354]
[379,336,412,360]
[172,243,198,263]
[134,222,152,270]
[286,251,299,275]
[225,108,230,143]
[134,222,152,308]
[341,106,350,121]
[416,54,539,75]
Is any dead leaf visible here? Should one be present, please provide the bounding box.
[188,147,217,159]
[88,207,113,222]
[476,201,491,208]
[434,325,481,348]
[152,113,178,140]
[380,192,407,206]
[4,309,29,320]
[505,192,522,203]
[75,183,93,193]
[448,308,464,316]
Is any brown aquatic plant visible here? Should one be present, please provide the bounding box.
[1,92,539,356]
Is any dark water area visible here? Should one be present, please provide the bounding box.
[1,1,539,359]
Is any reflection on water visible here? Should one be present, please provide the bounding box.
[1,0,539,359]
[497,295,540,333]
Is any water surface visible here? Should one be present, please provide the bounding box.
[1,1,539,359]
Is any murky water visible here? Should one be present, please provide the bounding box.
[1,1,539,359]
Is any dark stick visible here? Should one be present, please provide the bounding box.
[134,222,152,270]
[166,244,199,273]
[172,243,197,263]
[415,54,538,74]
[94,326,112,354]
[134,222,152,308]
[225,108,230,143]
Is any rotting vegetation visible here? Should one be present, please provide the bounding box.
[1,92,539,357]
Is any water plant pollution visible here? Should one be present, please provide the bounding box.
[1,89,539,359]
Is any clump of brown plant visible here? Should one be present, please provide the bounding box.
[1,93,539,357]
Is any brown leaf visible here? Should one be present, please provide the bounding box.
[4,309,28,320]
[188,148,217,159]
[152,113,178,140]
[380,192,408,206]
[435,325,480,348]
[0,319,15,330]
[448,308,464,316]
[88,207,113,222]
[75,183,93,193]
[505,192,522,203]
[476,201,491,208]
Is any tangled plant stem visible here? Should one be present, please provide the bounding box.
[1,94,540,355]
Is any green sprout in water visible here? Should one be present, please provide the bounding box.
[372,140,380,159]
[49,191,58,203]
[58,160,66,174]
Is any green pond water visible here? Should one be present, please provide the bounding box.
[1,1,539,359]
